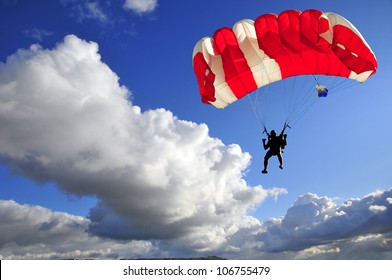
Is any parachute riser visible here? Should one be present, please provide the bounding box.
[262,122,290,138]
[282,122,291,134]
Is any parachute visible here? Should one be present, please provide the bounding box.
[192,9,377,128]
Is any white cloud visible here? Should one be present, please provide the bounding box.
[85,2,108,22]
[23,28,53,41]
[369,205,387,213]
[58,1,155,38]
[282,193,336,229]
[123,0,158,14]
[61,0,108,23]
[0,34,285,254]
[296,245,341,259]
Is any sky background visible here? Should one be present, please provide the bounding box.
[0,0,391,259]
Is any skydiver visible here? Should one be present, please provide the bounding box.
[261,129,287,174]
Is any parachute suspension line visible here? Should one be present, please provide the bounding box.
[288,77,314,121]
[319,75,341,89]
[288,94,319,128]
[286,74,359,129]
[312,74,319,84]
[246,89,266,136]
[284,74,298,125]
[284,76,300,125]
[283,75,319,129]
[315,75,360,94]
[246,72,361,135]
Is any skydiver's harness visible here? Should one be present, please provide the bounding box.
[263,122,290,151]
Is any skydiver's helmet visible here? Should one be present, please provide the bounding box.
[270,130,276,136]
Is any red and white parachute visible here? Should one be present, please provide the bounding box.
[192,9,377,110]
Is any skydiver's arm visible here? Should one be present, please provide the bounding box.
[262,139,269,150]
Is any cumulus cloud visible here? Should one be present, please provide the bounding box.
[2,188,392,259]
[123,0,158,14]
[369,205,387,213]
[235,188,392,259]
[0,34,285,254]
[287,190,390,246]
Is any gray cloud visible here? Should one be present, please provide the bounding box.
[0,199,192,259]
[0,200,157,259]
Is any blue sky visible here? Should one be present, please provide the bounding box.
[0,0,391,259]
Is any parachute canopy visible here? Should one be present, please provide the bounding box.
[192,9,377,109]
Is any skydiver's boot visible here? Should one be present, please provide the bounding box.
[278,155,283,170]
[261,169,268,174]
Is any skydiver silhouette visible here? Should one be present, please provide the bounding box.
[261,129,287,174]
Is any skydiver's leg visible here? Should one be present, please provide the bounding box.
[277,153,283,169]
[262,151,272,173]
